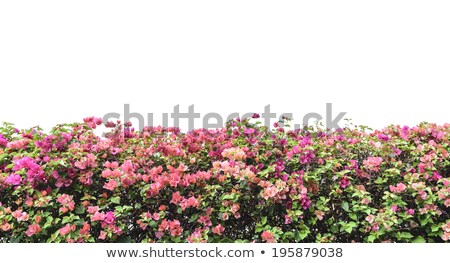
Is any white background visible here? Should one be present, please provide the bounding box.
[0,1,449,261]
[1,1,450,132]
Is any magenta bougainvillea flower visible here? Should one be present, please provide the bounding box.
[5,173,21,186]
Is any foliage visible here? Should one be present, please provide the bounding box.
[0,116,450,243]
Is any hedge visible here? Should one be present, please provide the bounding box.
[0,116,449,243]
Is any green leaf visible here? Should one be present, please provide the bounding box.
[62,216,72,224]
[10,233,23,243]
[341,202,349,212]
[399,232,414,239]
[149,221,158,228]
[75,205,85,215]
[283,231,295,239]
[115,206,123,213]
[374,177,384,184]
[189,213,199,223]
[412,236,426,243]
[344,226,353,233]
[117,236,133,243]
[419,216,430,226]
[298,229,310,240]
[348,221,357,227]
[122,205,133,212]
[43,216,54,228]
[367,234,376,242]
[221,194,235,201]
[261,216,267,225]
[110,196,121,204]
[218,237,234,243]
[431,225,439,232]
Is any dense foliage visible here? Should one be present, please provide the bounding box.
[0,116,449,243]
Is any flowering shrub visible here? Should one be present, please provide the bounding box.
[0,116,450,243]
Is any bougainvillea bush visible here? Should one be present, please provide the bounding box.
[1,116,450,243]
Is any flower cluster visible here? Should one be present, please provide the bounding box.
[0,117,450,243]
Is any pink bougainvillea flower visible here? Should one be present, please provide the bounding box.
[365,214,375,224]
[158,219,169,232]
[99,231,107,240]
[442,222,450,232]
[372,223,380,232]
[12,210,29,222]
[284,214,292,224]
[363,157,383,172]
[212,224,225,235]
[262,186,278,200]
[389,183,407,193]
[443,179,450,187]
[87,206,99,214]
[179,196,199,211]
[261,230,276,243]
[221,213,229,221]
[339,176,350,189]
[104,161,119,169]
[170,192,184,205]
[155,231,164,239]
[79,223,91,235]
[55,177,72,188]
[7,139,30,150]
[120,160,134,174]
[314,210,325,221]
[444,199,450,208]
[59,224,76,236]
[57,194,75,213]
[103,179,119,191]
[0,134,8,146]
[75,153,97,170]
[221,147,246,161]
[168,220,183,237]
[418,163,426,173]
[1,223,12,232]
[187,229,205,243]
[230,203,240,214]
[91,211,106,222]
[150,212,160,221]
[391,205,398,212]
[34,216,42,224]
[361,198,370,205]
[25,224,42,237]
[198,215,212,227]
[418,190,428,200]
